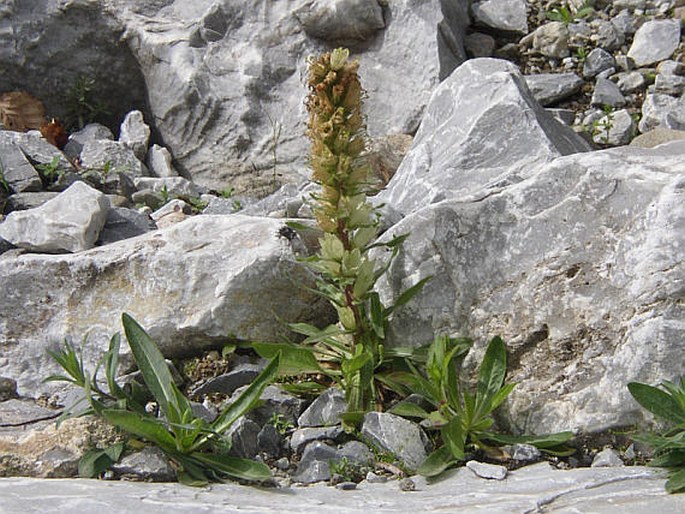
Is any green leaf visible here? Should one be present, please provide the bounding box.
[252,342,322,376]
[666,468,685,494]
[190,452,272,482]
[475,336,508,415]
[78,442,125,478]
[368,292,385,339]
[482,431,575,449]
[209,355,280,437]
[101,409,176,452]
[122,313,191,425]
[388,401,431,419]
[628,382,685,425]
[442,416,465,460]
[417,446,458,477]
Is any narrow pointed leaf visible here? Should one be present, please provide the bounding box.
[389,401,431,419]
[417,446,458,477]
[122,313,189,424]
[190,452,272,481]
[252,342,322,376]
[101,408,176,452]
[476,336,507,413]
[385,276,432,317]
[628,382,685,425]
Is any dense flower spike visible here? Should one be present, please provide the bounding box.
[305,48,380,418]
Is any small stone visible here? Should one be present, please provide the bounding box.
[399,477,416,491]
[627,19,681,67]
[509,443,542,462]
[335,481,357,490]
[465,460,508,480]
[471,0,528,34]
[110,446,175,482]
[592,109,636,146]
[290,426,343,453]
[532,22,570,58]
[297,387,346,427]
[361,412,431,471]
[583,48,616,79]
[0,376,18,401]
[365,471,387,484]
[464,32,496,58]
[119,110,150,160]
[225,417,260,459]
[591,448,624,468]
[147,145,178,178]
[274,457,290,471]
[591,78,626,108]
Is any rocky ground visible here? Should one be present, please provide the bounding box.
[1,0,685,511]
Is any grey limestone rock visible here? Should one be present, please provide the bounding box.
[292,441,340,484]
[376,141,685,435]
[375,58,591,219]
[80,139,148,178]
[592,108,635,145]
[471,0,528,34]
[0,215,331,397]
[591,77,626,108]
[639,93,685,133]
[191,364,263,397]
[146,144,178,178]
[111,446,175,481]
[297,387,347,427]
[293,0,385,42]
[134,177,205,199]
[591,448,625,468]
[96,207,156,246]
[0,138,42,193]
[4,192,60,211]
[361,412,431,471]
[466,460,508,480]
[582,48,616,79]
[226,417,260,459]
[119,110,150,161]
[0,181,109,253]
[532,21,570,58]
[63,123,114,161]
[290,426,344,453]
[524,73,584,106]
[627,19,682,67]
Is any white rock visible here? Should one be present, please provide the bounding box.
[0,181,109,253]
[0,215,330,396]
[146,145,178,178]
[627,19,681,67]
[466,460,508,480]
[119,110,150,161]
[471,0,528,34]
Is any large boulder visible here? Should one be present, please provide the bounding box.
[377,140,685,435]
[0,1,468,193]
[375,58,592,221]
[0,214,331,397]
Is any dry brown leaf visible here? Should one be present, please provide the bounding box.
[0,91,46,132]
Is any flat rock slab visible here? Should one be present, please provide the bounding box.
[0,463,683,513]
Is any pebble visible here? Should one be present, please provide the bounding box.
[399,478,416,491]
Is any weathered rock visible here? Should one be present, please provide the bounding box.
[466,460,508,480]
[524,73,584,106]
[0,215,331,397]
[582,48,616,79]
[507,443,542,462]
[464,32,496,58]
[0,138,42,193]
[631,127,685,148]
[532,22,570,58]
[615,71,646,94]
[290,426,344,453]
[134,177,205,199]
[292,441,340,484]
[0,181,109,253]
[119,110,150,160]
[81,140,148,178]
[256,423,282,458]
[2,463,685,512]
[591,448,624,468]
[592,108,635,146]
[591,77,626,108]
[360,412,431,470]
[591,18,625,52]
[375,58,591,219]
[0,414,120,478]
[146,144,178,178]
[225,417,260,459]
[471,0,528,34]
[191,364,263,397]
[3,192,60,212]
[110,446,175,482]
[2,131,73,174]
[63,123,115,161]
[96,207,156,246]
[376,141,685,434]
[293,0,385,42]
[297,388,346,427]
[627,19,681,67]
[639,93,685,133]
[338,440,374,466]
[247,385,309,427]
